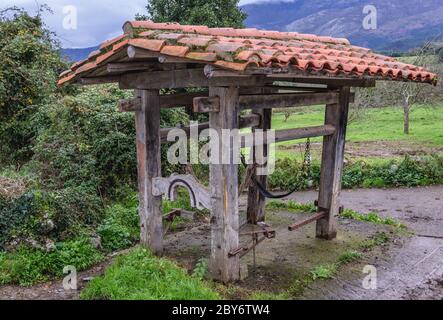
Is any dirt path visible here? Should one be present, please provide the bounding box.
[1,186,442,300]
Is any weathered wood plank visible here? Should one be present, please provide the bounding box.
[120,92,211,112]
[239,113,261,128]
[160,122,210,143]
[136,89,163,254]
[193,96,220,113]
[119,97,141,112]
[209,86,241,283]
[268,75,376,88]
[239,92,339,110]
[80,75,121,85]
[152,174,211,210]
[316,87,351,240]
[247,108,272,224]
[204,65,376,87]
[160,114,260,143]
[119,68,266,90]
[107,62,156,73]
[240,124,335,147]
[120,91,353,112]
[127,46,161,59]
[160,92,207,109]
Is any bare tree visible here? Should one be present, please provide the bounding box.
[399,44,432,134]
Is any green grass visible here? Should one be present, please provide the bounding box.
[359,232,390,250]
[266,200,317,213]
[272,105,443,159]
[288,248,365,297]
[80,247,219,300]
[340,208,406,230]
[338,250,363,264]
[309,264,338,280]
[0,238,104,286]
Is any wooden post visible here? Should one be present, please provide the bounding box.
[135,89,163,254]
[316,87,351,240]
[246,108,272,224]
[209,86,241,283]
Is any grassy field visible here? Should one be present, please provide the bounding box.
[271,104,443,160]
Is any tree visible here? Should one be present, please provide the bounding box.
[138,0,247,28]
[398,44,437,135]
[438,47,443,63]
[0,6,67,164]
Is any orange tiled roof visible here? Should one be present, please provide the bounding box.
[58,21,438,86]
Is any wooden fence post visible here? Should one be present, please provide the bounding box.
[246,108,272,224]
[316,87,351,240]
[209,86,241,283]
[135,89,163,254]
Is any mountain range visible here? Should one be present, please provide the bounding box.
[242,0,443,52]
[62,0,443,61]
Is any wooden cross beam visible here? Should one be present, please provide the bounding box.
[192,91,354,112]
[160,114,261,143]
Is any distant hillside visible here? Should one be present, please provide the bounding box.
[60,46,98,62]
[242,0,443,52]
[62,0,443,61]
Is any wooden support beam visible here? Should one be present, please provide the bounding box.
[119,97,141,112]
[135,89,163,254]
[107,62,156,73]
[240,124,335,147]
[160,114,260,143]
[193,96,220,113]
[119,68,266,90]
[119,92,210,112]
[204,65,376,88]
[239,92,339,110]
[247,108,272,224]
[127,46,160,59]
[160,92,207,109]
[158,55,204,65]
[209,86,241,283]
[80,75,121,85]
[239,113,261,128]
[268,75,376,88]
[160,123,210,143]
[316,87,351,240]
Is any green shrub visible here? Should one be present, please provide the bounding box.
[0,192,38,247]
[80,247,219,300]
[0,8,68,164]
[0,187,103,250]
[0,238,104,286]
[97,194,140,252]
[32,86,136,196]
[268,155,443,192]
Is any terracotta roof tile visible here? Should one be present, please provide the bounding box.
[129,38,165,52]
[178,36,214,48]
[100,34,128,50]
[58,20,438,86]
[160,45,190,57]
[95,50,116,65]
[185,52,217,62]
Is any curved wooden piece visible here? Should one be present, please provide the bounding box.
[152,174,211,210]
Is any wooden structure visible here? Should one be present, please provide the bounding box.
[58,21,437,283]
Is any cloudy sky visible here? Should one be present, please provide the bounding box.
[1,0,288,48]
